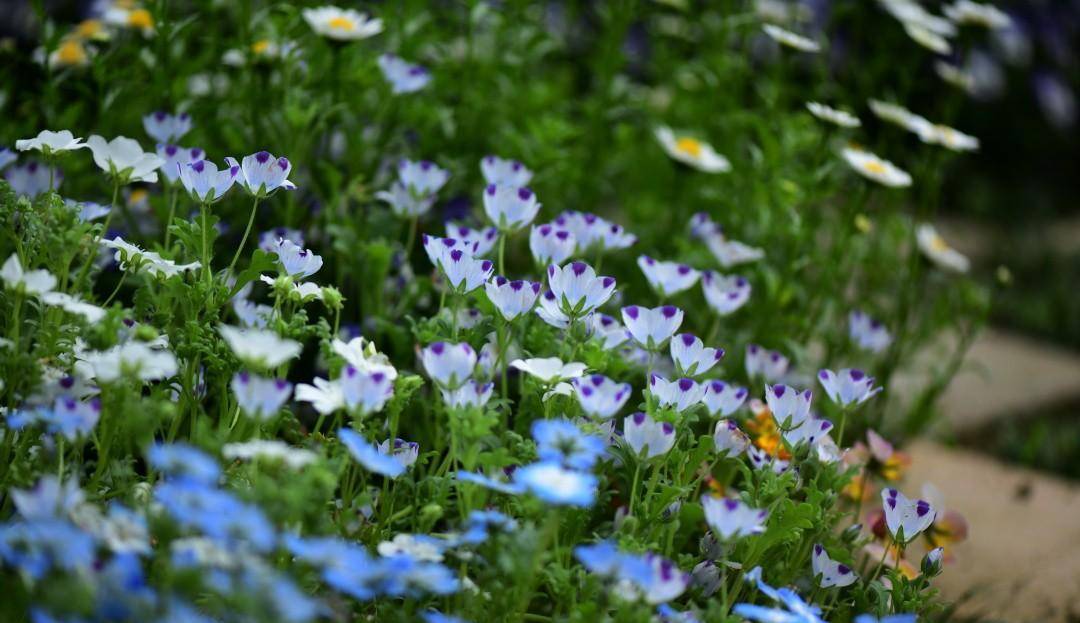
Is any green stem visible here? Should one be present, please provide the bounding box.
[227,197,261,276]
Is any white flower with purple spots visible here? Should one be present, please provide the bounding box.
[622,305,683,351]
[765,384,813,430]
[818,368,882,407]
[481,155,533,187]
[670,333,724,377]
[547,262,617,319]
[701,271,751,315]
[157,144,204,184]
[571,374,632,420]
[272,239,323,278]
[881,488,935,543]
[485,277,541,321]
[422,342,477,390]
[649,375,705,413]
[483,184,541,232]
[623,412,676,459]
[340,365,394,416]
[142,111,192,143]
[702,380,748,417]
[529,224,576,266]
[441,380,494,409]
[849,310,892,353]
[702,496,767,540]
[178,159,239,204]
[637,256,700,298]
[586,313,631,350]
[230,371,292,420]
[745,344,789,382]
[447,222,498,256]
[377,53,430,94]
[811,544,857,588]
[713,419,751,456]
[226,151,296,197]
[377,438,420,469]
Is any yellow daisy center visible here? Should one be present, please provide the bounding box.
[56,39,88,65]
[675,137,703,158]
[862,160,886,175]
[251,39,271,55]
[328,16,356,31]
[127,8,154,30]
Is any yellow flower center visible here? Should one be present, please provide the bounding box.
[863,160,886,175]
[56,39,88,65]
[327,16,356,31]
[675,137,703,158]
[76,19,104,39]
[251,39,271,55]
[127,8,154,30]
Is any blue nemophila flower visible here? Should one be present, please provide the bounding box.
[746,344,790,382]
[701,271,751,315]
[84,135,164,184]
[5,161,60,197]
[231,371,292,420]
[143,111,192,143]
[586,313,631,350]
[147,443,221,484]
[849,310,892,353]
[623,412,676,459]
[765,384,813,429]
[227,151,296,197]
[622,305,683,350]
[671,333,724,377]
[422,342,477,390]
[9,396,100,440]
[736,566,826,623]
[485,276,541,321]
[532,419,605,470]
[481,155,533,186]
[811,543,858,588]
[178,159,239,203]
[259,226,305,252]
[156,145,204,184]
[702,380,748,417]
[376,438,420,469]
[340,365,394,415]
[377,53,430,94]
[455,470,525,495]
[571,374,632,419]
[703,495,767,540]
[339,428,406,478]
[271,238,323,278]
[855,615,917,623]
[713,419,751,456]
[459,509,518,544]
[483,184,541,231]
[529,223,576,266]
[637,256,700,298]
[441,379,494,409]
[154,480,276,551]
[649,375,705,412]
[554,210,637,252]
[881,488,936,544]
[818,368,882,407]
[514,461,597,507]
[0,519,96,580]
[547,261,616,318]
[447,222,498,256]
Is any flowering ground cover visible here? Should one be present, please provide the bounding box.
[0,1,1010,622]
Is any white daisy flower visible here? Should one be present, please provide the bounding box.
[654,126,731,173]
